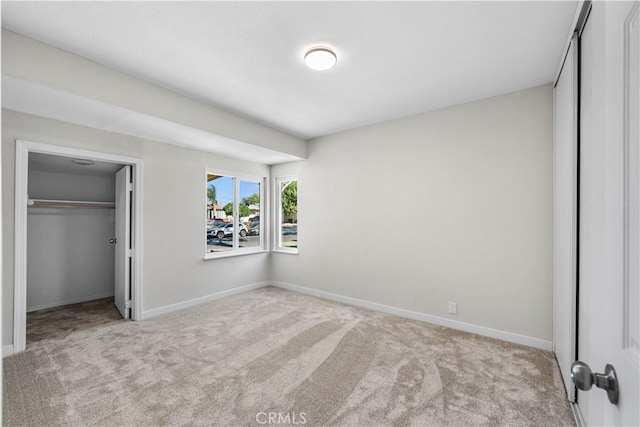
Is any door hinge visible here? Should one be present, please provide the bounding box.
[125,300,132,309]
[127,249,133,258]
[127,183,133,192]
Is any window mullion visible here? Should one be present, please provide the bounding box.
[260,178,265,249]
[276,179,283,249]
[233,177,239,250]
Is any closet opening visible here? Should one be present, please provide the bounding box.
[13,140,144,353]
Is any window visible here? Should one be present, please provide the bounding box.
[275,177,298,253]
[206,171,264,258]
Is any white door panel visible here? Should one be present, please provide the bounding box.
[115,165,131,319]
[577,2,639,425]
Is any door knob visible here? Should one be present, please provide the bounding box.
[571,361,619,404]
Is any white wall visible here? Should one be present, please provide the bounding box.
[2,30,306,160]
[27,209,115,311]
[272,85,554,343]
[2,109,271,346]
[26,171,116,311]
[28,170,116,201]
[3,86,554,347]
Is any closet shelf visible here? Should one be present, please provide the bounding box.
[27,199,116,209]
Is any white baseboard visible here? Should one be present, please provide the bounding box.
[141,281,271,319]
[271,281,553,351]
[27,292,115,313]
[3,345,15,358]
[12,281,552,354]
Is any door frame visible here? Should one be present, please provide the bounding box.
[13,139,144,353]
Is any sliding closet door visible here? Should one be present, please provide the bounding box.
[553,33,578,401]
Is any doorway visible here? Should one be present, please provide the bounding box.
[14,140,143,353]
[26,152,127,343]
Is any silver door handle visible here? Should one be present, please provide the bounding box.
[571,361,619,404]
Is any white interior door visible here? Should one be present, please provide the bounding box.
[576,2,639,425]
[115,165,131,319]
[553,33,578,402]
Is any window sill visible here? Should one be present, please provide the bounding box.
[203,248,268,260]
[272,249,299,255]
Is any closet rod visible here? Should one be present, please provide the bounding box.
[27,199,116,209]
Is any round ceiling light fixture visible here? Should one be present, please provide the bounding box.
[71,158,95,166]
[304,47,337,71]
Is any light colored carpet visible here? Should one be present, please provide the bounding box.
[4,286,575,426]
[27,297,123,343]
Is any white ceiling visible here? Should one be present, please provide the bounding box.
[2,1,577,140]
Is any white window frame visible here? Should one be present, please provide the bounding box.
[274,176,298,254]
[204,169,266,259]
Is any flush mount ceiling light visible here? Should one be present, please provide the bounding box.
[304,47,337,71]
[71,158,95,166]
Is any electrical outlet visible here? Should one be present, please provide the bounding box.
[448,302,457,314]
